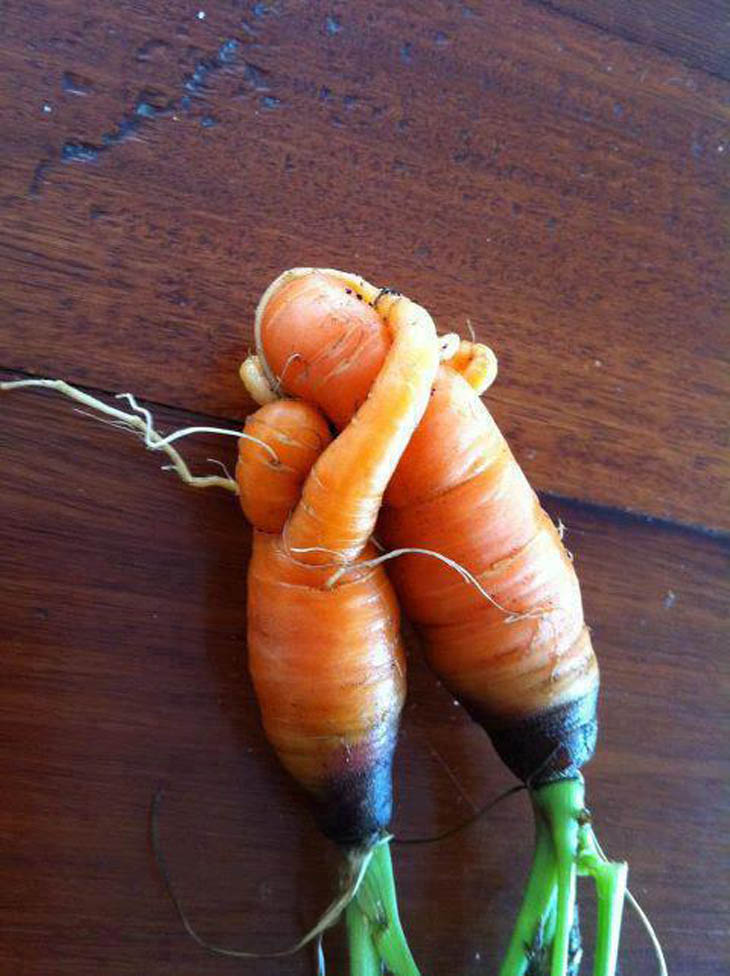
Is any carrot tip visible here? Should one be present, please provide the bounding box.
[252,267,380,395]
[313,722,399,849]
[488,687,599,786]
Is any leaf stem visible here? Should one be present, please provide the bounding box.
[533,781,583,976]
[591,858,627,976]
[499,818,557,976]
[499,777,631,976]
[354,840,421,976]
[346,899,382,976]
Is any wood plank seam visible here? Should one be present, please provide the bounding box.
[4,364,727,544]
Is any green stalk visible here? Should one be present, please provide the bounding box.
[525,898,556,976]
[346,899,382,976]
[550,849,578,976]
[533,781,583,976]
[566,907,584,976]
[526,904,584,976]
[581,840,627,976]
[499,779,585,976]
[500,776,632,976]
[499,776,630,976]
[353,840,421,976]
[499,818,557,976]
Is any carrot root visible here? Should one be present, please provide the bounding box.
[326,545,549,622]
[624,889,668,976]
[239,355,279,405]
[0,377,246,492]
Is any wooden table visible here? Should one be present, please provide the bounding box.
[2,3,728,974]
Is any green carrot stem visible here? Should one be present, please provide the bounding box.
[354,840,421,976]
[541,898,558,950]
[525,897,558,976]
[499,818,557,976]
[346,899,382,976]
[550,845,578,976]
[500,778,591,976]
[585,845,627,976]
[566,907,584,976]
[531,779,583,976]
[500,777,629,976]
[526,904,586,976]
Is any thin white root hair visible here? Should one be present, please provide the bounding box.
[73,409,143,434]
[115,392,155,435]
[274,351,305,394]
[289,544,346,562]
[625,889,669,976]
[283,534,355,570]
[1,378,241,493]
[326,546,547,622]
[207,457,235,481]
[279,848,375,955]
[465,317,477,342]
[152,776,383,961]
[117,391,279,463]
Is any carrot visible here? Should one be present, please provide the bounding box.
[243,267,635,976]
[238,293,438,974]
[236,398,407,849]
[238,288,438,819]
[236,400,417,974]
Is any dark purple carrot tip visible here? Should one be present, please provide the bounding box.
[313,719,399,849]
[477,686,599,786]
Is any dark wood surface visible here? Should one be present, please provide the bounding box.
[533,1,730,79]
[1,3,728,975]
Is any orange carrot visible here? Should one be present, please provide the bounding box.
[237,398,405,845]
[247,269,598,743]
[238,292,438,836]
[243,267,632,976]
[236,299,439,975]
[237,398,332,534]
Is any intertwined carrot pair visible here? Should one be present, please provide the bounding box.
[238,269,627,976]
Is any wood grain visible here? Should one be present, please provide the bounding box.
[533,0,730,79]
[1,384,728,976]
[1,0,728,529]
